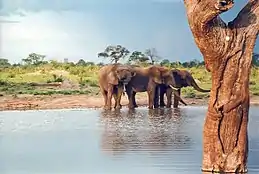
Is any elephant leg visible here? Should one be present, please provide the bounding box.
[173,89,181,108]
[154,85,159,108]
[112,87,118,108]
[118,88,125,108]
[106,84,113,110]
[132,91,138,108]
[114,86,123,109]
[147,87,156,109]
[160,86,166,107]
[126,88,135,109]
[100,88,108,108]
[166,88,173,108]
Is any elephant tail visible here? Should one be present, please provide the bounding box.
[191,79,210,93]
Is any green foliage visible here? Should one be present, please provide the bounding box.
[98,45,130,63]
[128,51,149,64]
[76,59,86,66]
[0,81,36,94]
[47,74,64,83]
[79,77,98,87]
[2,51,259,98]
[0,81,90,95]
[182,87,196,98]
[0,58,11,68]
[31,90,90,96]
[22,53,47,66]
[160,59,170,66]
[181,87,210,99]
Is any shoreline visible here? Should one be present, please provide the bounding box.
[1,94,259,111]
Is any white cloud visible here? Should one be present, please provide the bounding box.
[0,10,109,63]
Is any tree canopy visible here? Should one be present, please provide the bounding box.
[22,53,47,66]
[97,45,130,63]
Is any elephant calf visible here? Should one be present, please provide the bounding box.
[98,63,136,110]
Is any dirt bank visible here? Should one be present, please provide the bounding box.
[1,94,259,111]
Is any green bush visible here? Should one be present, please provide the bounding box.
[182,87,196,98]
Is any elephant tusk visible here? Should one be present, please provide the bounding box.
[123,84,127,93]
[169,85,179,90]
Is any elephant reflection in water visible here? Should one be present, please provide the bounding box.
[99,108,192,156]
[100,109,139,155]
[145,109,192,151]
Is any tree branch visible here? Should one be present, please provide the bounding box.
[229,0,259,32]
[184,0,234,30]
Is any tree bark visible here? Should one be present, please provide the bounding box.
[183,0,259,172]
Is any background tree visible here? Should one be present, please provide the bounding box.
[160,59,170,66]
[76,59,86,66]
[171,61,182,68]
[145,48,161,65]
[128,51,149,64]
[183,0,259,172]
[85,61,95,66]
[0,58,11,68]
[22,53,47,66]
[96,62,105,67]
[97,45,130,63]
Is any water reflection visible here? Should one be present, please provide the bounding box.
[0,107,258,173]
[100,108,193,156]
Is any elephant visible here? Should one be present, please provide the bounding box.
[125,65,183,109]
[98,63,136,110]
[158,69,211,108]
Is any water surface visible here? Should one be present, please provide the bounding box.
[0,106,258,174]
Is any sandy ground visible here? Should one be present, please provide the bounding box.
[1,94,259,111]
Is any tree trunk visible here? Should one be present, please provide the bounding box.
[183,0,259,172]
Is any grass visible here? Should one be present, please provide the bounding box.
[1,63,259,98]
[0,81,91,95]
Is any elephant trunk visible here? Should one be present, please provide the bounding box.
[191,79,210,92]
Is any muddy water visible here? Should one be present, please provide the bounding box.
[0,106,258,174]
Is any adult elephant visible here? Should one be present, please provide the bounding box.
[98,63,136,110]
[125,65,182,109]
[158,69,211,108]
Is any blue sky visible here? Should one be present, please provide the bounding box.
[0,0,258,64]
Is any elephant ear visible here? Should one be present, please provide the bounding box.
[107,72,119,85]
[161,70,171,77]
[172,70,182,82]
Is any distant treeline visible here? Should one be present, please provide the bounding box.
[1,50,259,69]
[0,54,204,68]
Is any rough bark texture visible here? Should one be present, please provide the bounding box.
[183,0,259,172]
